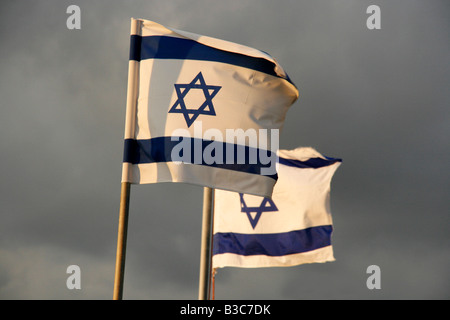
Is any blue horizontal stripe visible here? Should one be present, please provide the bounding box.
[278,156,342,169]
[129,35,294,85]
[213,225,332,257]
[123,137,278,180]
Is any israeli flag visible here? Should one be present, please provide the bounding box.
[122,19,298,197]
[212,147,342,268]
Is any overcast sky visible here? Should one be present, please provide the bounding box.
[0,0,448,300]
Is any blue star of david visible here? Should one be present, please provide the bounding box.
[239,193,278,229]
[168,72,221,128]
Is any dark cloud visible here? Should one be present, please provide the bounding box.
[0,0,448,299]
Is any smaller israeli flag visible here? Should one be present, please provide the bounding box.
[212,147,342,268]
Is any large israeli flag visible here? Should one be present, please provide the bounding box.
[212,147,342,268]
[121,19,298,197]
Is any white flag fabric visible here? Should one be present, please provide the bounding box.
[121,19,298,197]
[212,147,342,268]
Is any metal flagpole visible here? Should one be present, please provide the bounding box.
[113,182,131,300]
[113,18,141,300]
[198,187,214,300]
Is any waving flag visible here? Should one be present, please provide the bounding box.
[212,147,342,268]
[121,19,298,197]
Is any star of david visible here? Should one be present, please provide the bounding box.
[168,72,221,128]
[239,193,278,229]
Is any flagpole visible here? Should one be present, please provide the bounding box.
[113,18,141,300]
[198,187,214,300]
[113,182,131,300]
